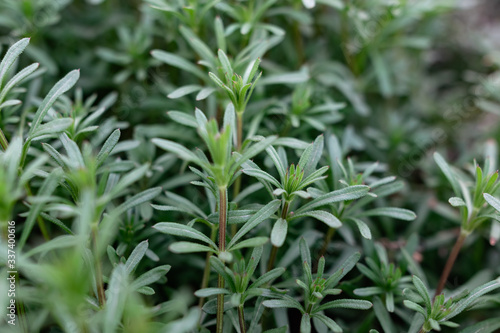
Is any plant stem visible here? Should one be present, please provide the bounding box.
[267,246,278,272]
[318,227,336,259]
[199,225,218,311]
[216,187,228,333]
[231,112,244,237]
[0,127,8,151]
[92,227,106,306]
[267,201,289,271]
[236,112,243,152]
[238,305,246,333]
[434,231,467,298]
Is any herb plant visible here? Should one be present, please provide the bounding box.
[1,1,500,333]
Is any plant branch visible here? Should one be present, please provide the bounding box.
[92,227,106,306]
[267,201,289,271]
[231,112,244,237]
[318,227,336,260]
[434,231,467,298]
[238,305,246,333]
[216,186,228,333]
[0,128,8,151]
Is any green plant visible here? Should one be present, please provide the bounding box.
[1,0,500,332]
[263,238,372,333]
[404,275,500,333]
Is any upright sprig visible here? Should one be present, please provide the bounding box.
[404,275,500,333]
[152,106,275,332]
[263,238,372,333]
[354,243,412,313]
[195,246,285,333]
[209,50,261,150]
[243,135,372,270]
[433,152,500,296]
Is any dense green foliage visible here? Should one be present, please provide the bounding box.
[1,0,500,332]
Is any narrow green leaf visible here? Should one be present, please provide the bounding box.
[315,299,372,312]
[262,298,303,311]
[353,286,384,296]
[449,197,466,207]
[28,118,73,141]
[125,240,149,274]
[373,297,396,333]
[296,185,369,213]
[168,111,198,128]
[151,50,205,79]
[29,69,80,136]
[169,241,215,254]
[434,152,461,197]
[251,267,285,289]
[113,187,162,216]
[0,62,39,103]
[484,193,500,212]
[412,275,431,316]
[97,129,120,167]
[228,199,280,248]
[293,210,342,228]
[167,85,201,99]
[196,87,216,101]
[19,168,64,250]
[194,288,230,298]
[403,300,427,316]
[24,235,79,257]
[0,38,30,85]
[228,236,268,251]
[313,313,342,333]
[271,218,288,247]
[444,277,500,320]
[242,168,281,188]
[153,138,207,168]
[298,135,323,177]
[230,136,277,175]
[349,217,372,239]
[153,222,217,248]
[218,49,233,77]
[130,265,171,290]
[104,264,128,333]
[360,207,416,221]
[301,313,311,333]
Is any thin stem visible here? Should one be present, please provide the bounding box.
[198,225,218,310]
[267,246,278,272]
[216,187,228,333]
[216,275,225,333]
[267,201,289,271]
[318,227,336,259]
[238,305,246,333]
[236,112,243,152]
[0,127,8,151]
[434,231,467,298]
[92,227,106,306]
[231,112,244,237]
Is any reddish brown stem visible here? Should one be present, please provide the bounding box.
[434,232,467,298]
[216,187,227,333]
